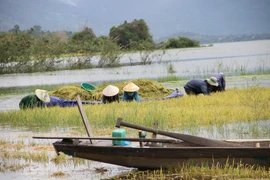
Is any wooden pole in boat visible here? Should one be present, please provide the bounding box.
[116,117,243,147]
[77,95,96,144]
[152,120,158,139]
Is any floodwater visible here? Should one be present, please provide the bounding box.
[0,40,270,88]
[1,40,270,179]
[0,126,134,180]
[1,119,269,180]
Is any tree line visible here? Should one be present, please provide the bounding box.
[0,19,200,74]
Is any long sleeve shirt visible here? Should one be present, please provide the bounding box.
[102,94,120,104]
[122,91,140,102]
[184,79,211,95]
[211,73,226,91]
[19,94,43,109]
[19,95,93,109]
[44,96,93,107]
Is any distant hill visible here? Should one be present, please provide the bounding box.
[0,0,270,40]
[157,32,270,44]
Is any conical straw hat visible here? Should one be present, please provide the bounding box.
[102,85,119,96]
[123,82,139,92]
[35,89,50,102]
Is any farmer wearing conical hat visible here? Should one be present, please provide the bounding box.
[19,89,50,109]
[102,85,120,104]
[184,77,218,95]
[122,82,140,102]
[19,89,93,110]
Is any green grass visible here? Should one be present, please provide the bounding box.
[111,164,270,179]
[156,75,188,82]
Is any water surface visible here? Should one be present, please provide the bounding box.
[0,40,269,88]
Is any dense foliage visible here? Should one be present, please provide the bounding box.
[109,19,155,50]
[164,37,200,49]
[0,19,200,74]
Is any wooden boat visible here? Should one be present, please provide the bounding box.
[33,96,270,170]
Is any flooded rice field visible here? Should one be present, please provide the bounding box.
[1,40,270,179]
[0,126,134,180]
[1,119,269,180]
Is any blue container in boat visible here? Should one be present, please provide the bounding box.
[112,128,126,145]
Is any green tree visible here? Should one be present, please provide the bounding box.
[70,26,96,53]
[30,32,67,72]
[28,25,45,37]
[97,37,122,67]
[164,36,200,49]
[9,24,20,33]
[109,19,154,49]
[0,31,33,73]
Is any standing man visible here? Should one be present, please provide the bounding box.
[184,77,218,95]
[210,72,226,92]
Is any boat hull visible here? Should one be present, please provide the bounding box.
[53,141,270,169]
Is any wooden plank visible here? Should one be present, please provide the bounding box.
[116,117,244,147]
[33,136,178,143]
[225,139,270,142]
[152,120,158,139]
[77,95,96,144]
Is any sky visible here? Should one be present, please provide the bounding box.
[0,0,269,39]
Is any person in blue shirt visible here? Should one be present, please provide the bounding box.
[210,72,226,92]
[184,77,218,95]
[122,82,140,102]
[102,85,120,104]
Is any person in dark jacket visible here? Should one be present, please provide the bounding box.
[102,85,120,104]
[210,72,226,92]
[184,77,218,95]
[122,82,140,102]
[19,89,92,109]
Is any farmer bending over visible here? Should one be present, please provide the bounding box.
[122,82,140,102]
[184,77,218,95]
[102,85,120,104]
[210,72,226,92]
